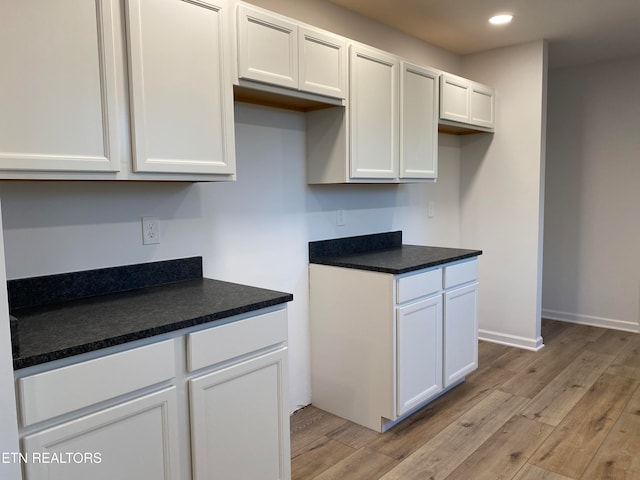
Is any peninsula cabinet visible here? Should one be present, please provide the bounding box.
[0,0,236,181]
[236,3,348,101]
[439,72,495,132]
[310,259,478,432]
[306,46,439,183]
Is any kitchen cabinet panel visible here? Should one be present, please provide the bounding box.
[22,388,180,480]
[126,0,236,175]
[190,347,290,480]
[237,3,347,102]
[18,339,175,427]
[440,73,495,131]
[0,0,121,173]
[16,305,291,480]
[310,258,479,432]
[350,44,399,179]
[400,62,439,179]
[444,282,479,386]
[299,26,348,99]
[396,294,443,415]
[237,4,298,89]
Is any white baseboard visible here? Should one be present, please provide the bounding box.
[478,329,544,351]
[542,309,640,333]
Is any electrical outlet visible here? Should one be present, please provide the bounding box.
[336,209,346,226]
[427,201,436,218]
[142,216,160,245]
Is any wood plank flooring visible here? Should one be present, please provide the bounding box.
[290,320,640,480]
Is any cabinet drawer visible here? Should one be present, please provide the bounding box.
[18,339,176,427]
[187,308,287,372]
[444,259,478,289]
[396,268,442,304]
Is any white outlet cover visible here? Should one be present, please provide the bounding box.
[142,216,160,245]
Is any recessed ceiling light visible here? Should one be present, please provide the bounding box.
[489,14,513,25]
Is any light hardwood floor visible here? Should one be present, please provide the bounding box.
[290,320,640,480]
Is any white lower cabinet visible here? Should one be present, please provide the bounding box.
[16,306,290,480]
[396,294,443,416]
[444,282,479,386]
[190,347,290,480]
[22,388,180,480]
[310,259,478,432]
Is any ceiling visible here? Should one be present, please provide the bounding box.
[325,0,640,68]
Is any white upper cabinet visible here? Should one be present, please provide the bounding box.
[0,0,236,181]
[307,46,439,183]
[400,62,439,180]
[350,44,399,179]
[126,0,236,175]
[299,26,348,99]
[237,4,298,89]
[440,73,495,131]
[0,0,121,173]
[236,3,347,101]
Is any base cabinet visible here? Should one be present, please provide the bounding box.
[22,388,180,480]
[16,306,291,480]
[310,259,478,432]
[190,348,290,480]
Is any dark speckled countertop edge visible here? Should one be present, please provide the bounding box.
[310,249,482,274]
[13,292,293,370]
[308,232,482,275]
[9,257,294,370]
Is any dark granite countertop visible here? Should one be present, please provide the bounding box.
[309,231,482,274]
[9,258,293,370]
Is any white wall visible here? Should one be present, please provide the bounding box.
[0,200,21,480]
[459,41,548,350]
[542,54,640,332]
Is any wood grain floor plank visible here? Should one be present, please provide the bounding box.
[530,373,639,479]
[512,464,574,480]
[378,390,528,480]
[520,350,615,426]
[584,328,635,356]
[368,366,516,461]
[580,410,640,480]
[310,448,398,480]
[326,421,380,450]
[292,323,640,480]
[499,325,607,398]
[290,406,349,456]
[607,333,640,380]
[478,340,513,367]
[291,436,355,480]
[445,415,554,480]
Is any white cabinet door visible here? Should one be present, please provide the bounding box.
[440,73,495,130]
[190,347,290,480]
[22,388,180,480]
[299,26,347,99]
[0,0,120,173]
[470,83,495,129]
[396,294,443,416]
[350,45,399,179]
[440,74,471,124]
[444,282,479,387]
[400,62,439,179]
[237,4,298,89]
[126,0,235,175]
